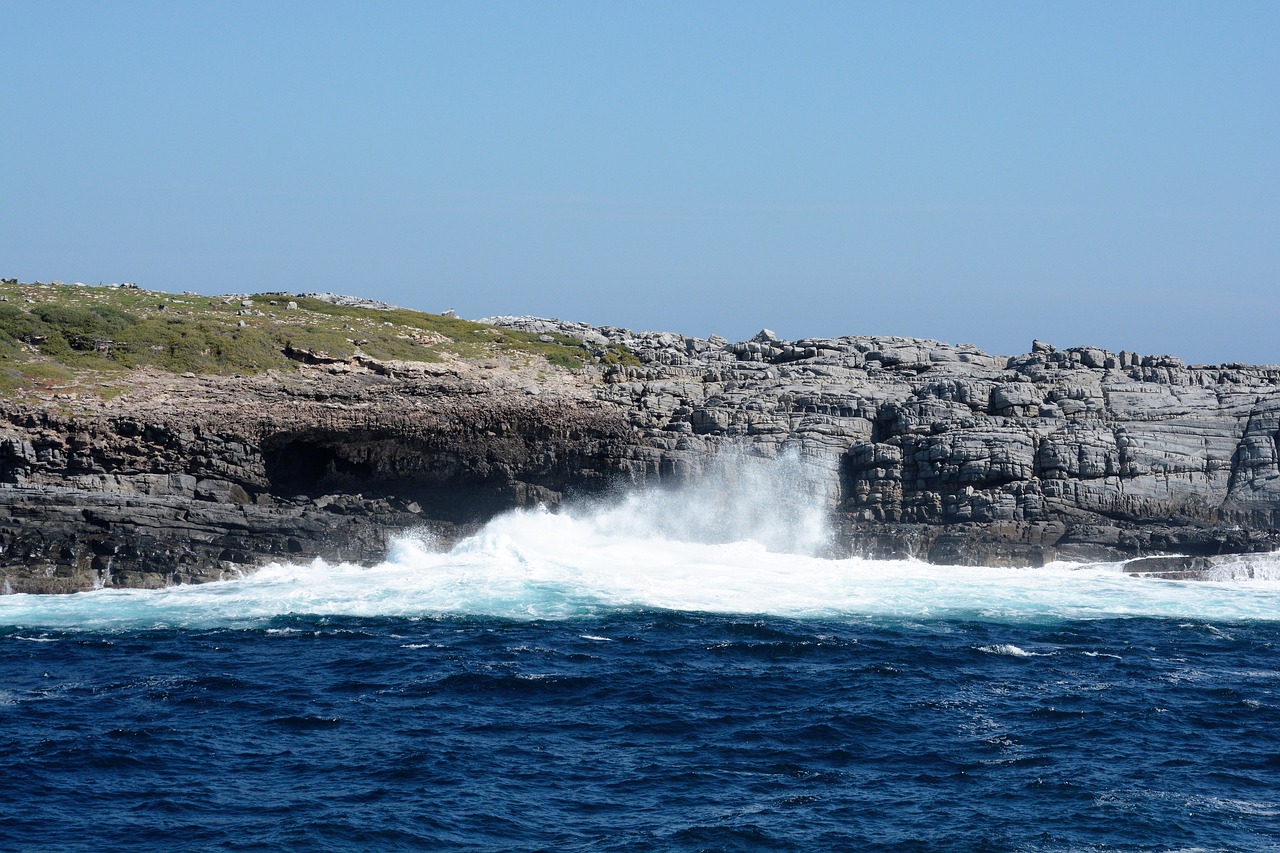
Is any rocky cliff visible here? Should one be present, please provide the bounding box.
[3,299,1279,592]
[485,319,1280,567]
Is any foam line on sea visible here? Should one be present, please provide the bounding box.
[2,504,1278,631]
[4,453,1278,630]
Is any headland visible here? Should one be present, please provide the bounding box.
[2,279,1278,592]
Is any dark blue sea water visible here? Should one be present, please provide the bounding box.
[2,611,1278,852]
[3,467,1280,851]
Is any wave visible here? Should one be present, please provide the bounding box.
[2,454,1279,630]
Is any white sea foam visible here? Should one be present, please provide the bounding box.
[978,644,1037,657]
[2,453,1279,630]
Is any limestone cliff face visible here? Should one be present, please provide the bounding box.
[3,319,1279,592]
[0,360,634,592]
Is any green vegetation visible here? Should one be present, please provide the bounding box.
[0,281,639,393]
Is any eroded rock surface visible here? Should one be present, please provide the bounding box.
[3,317,1280,591]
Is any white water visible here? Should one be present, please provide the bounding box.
[3,454,1279,630]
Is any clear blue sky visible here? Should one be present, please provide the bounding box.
[3,1,1277,363]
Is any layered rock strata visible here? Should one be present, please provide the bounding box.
[3,318,1279,592]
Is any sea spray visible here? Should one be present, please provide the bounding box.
[584,448,834,556]
[1,453,1279,630]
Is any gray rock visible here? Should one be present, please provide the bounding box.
[4,312,1280,592]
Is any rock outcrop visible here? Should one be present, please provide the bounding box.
[3,313,1280,592]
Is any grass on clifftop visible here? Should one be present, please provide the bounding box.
[0,280,638,395]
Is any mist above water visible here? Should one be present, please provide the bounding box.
[587,450,833,556]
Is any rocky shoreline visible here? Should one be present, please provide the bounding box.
[3,310,1280,592]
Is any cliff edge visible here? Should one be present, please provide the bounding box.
[2,282,1278,592]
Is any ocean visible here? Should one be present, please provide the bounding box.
[2,460,1278,851]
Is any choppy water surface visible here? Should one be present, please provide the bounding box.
[2,459,1278,850]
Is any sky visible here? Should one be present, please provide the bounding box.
[3,1,1277,364]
